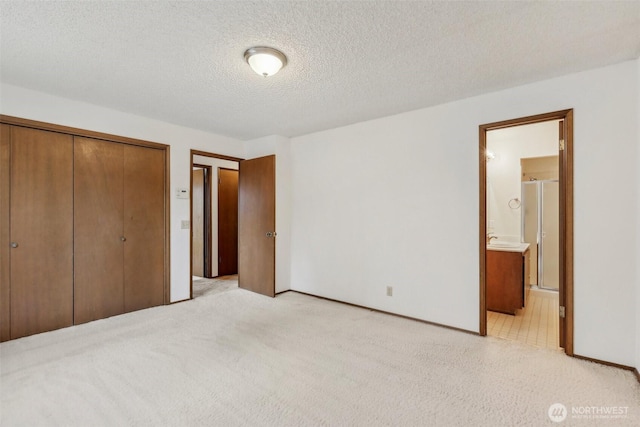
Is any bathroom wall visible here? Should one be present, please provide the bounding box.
[486,121,558,243]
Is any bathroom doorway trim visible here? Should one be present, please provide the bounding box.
[478,109,574,355]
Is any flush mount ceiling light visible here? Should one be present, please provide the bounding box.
[244,46,287,77]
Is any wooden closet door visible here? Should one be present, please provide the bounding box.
[74,137,124,324]
[123,145,165,312]
[10,127,73,338]
[1,125,11,341]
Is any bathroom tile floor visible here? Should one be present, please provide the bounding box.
[487,288,559,350]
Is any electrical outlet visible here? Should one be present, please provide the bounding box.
[386,286,393,297]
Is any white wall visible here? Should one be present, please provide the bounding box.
[192,155,239,278]
[0,83,244,303]
[486,121,558,242]
[289,60,640,366]
[636,60,640,372]
[244,135,292,294]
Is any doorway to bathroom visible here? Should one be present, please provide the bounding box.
[479,110,574,355]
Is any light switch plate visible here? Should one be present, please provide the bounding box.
[181,220,190,229]
[176,188,189,199]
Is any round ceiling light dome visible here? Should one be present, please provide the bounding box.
[244,46,287,77]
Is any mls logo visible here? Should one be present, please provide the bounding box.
[548,403,568,423]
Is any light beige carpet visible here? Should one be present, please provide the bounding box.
[1,283,638,426]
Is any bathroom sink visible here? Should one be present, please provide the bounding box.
[487,241,521,248]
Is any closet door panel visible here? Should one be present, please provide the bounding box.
[74,137,125,324]
[1,125,11,341]
[123,145,165,312]
[10,127,73,338]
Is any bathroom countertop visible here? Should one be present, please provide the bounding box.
[486,242,530,253]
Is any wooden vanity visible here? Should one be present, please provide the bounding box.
[486,243,530,315]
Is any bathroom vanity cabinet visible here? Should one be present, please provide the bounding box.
[487,244,530,315]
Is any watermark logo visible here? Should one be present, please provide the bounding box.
[548,403,629,422]
[548,403,568,423]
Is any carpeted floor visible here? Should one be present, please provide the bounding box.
[1,280,638,426]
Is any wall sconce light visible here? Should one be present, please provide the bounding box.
[244,46,287,77]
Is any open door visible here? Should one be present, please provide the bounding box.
[238,155,275,297]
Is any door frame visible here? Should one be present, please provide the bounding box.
[479,109,574,355]
[189,150,243,299]
[192,164,213,278]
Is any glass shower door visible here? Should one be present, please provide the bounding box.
[540,181,559,290]
[522,182,538,286]
[521,180,559,290]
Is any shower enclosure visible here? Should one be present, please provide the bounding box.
[521,180,559,290]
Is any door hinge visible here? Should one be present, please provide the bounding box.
[559,306,566,318]
[559,139,565,151]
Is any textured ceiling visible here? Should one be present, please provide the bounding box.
[1,1,639,141]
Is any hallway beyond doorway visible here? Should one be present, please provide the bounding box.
[192,275,238,299]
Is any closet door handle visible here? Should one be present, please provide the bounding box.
[10,242,18,248]
[120,236,126,242]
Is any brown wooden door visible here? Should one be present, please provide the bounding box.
[9,127,73,338]
[192,168,205,277]
[74,137,125,324]
[238,155,275,297]
[1,125,11,341]
[218,168,238,276]
[123,145,165,312]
